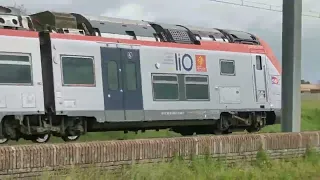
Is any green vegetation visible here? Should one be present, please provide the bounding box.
[7,100,320,145]
[261,100,320,133]
[38,147,320,180]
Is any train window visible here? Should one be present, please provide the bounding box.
[126,62,137,90]
[184,75,209,100]
[152,74,179,100]
[256,55,262,70]
[61,56,95,86]
[220,60,235,76]
[107,61,119,90]
[0,53,32,85]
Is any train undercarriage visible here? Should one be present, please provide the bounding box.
[0,111,276,144]
[0,115,85,144]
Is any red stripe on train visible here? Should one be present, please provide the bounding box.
[0,29,281,73]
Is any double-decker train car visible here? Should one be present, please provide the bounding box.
[0,6,281,144]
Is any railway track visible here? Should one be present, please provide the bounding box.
[0,131,319,179]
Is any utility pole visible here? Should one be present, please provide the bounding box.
[281,0,302,132]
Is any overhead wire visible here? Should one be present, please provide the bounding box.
[210,0,320,18]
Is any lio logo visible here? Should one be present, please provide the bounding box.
[175,53,193,71]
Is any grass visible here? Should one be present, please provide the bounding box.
[261,100,320,133]
[37,147,320,180]
[6,100,320,145]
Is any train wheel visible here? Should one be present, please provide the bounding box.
[246,114,265,133]
[61,135,80,142]
[32,134,51,143]
[0,138,8,144]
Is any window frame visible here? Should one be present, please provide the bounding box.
[60,55,96,87]
[107,60,119,91]
[0,52,33,86]
[184,75,210,101]
[151,73,179,101]
[220,59,236,76]
[125,61,137,91]
[256,55,263,70]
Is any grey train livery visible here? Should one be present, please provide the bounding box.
[0,6,281,143]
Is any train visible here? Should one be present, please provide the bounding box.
[0,6,281,144]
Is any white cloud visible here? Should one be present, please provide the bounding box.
[0,0,72,5]
[101,3,156,21]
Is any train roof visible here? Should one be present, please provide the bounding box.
[83,15,157,38]
[0,6,33,30]
[177,24,229,43]
[0,5,261,45]
[218,29,259,44]
[0,6,26,16]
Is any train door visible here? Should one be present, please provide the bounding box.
[120,49,144,121]
[101,47,143,121]
[101,47,124,121]
[251,54,268,103]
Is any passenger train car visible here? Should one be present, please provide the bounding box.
[0,6,281,143]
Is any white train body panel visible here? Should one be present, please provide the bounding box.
[139,45,280,121]
[50,38,105,121]
[266,57,281,109]
[0,32,44,119]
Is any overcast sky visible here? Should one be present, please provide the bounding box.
[1,0,320,82]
